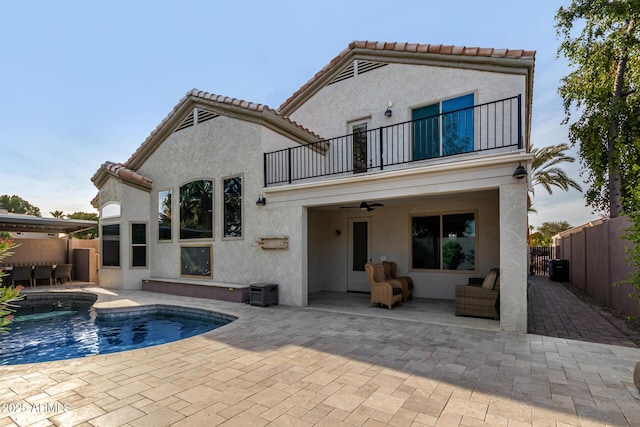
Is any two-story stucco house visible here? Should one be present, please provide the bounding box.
[92,41,535,332]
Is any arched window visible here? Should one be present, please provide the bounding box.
[101,202,121,219]
[179,180,213,239]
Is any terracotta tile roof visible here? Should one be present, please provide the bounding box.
[279,40,536,114]
[92,161,153,191]
[123,89,323,171]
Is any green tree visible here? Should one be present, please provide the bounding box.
[66,211,98,239]
[556,0,640,217]
[50,210,65,218]
[531,144,582,196]
[0,195,41,216]
[531,221,572,247]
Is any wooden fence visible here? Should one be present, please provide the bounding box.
[552,216,640,317]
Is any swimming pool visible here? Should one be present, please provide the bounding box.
[0,292,235,365]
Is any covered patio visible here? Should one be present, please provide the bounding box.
[308,291,500,331]
[0,213,99,285]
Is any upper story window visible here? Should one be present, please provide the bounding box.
[412,93,474,160]
[101,202,121,219]
[179,180,213,240]
[223,175,243,239]
[412,212,476,271]
[158,189,172,241]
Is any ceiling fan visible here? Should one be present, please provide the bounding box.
[339,201,384,212]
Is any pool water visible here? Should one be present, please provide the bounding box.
[0,299,230,365]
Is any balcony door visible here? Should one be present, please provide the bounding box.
[412,93,474,160]
[350,120,370,174]
[347,217,371,292]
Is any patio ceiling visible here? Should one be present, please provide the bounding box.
[0,213,97,235]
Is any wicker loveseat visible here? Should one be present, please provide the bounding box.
[454,268,500,320]
[382,261,413,302]
[365,263,403,310]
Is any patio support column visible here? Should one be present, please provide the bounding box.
[499,181,528,332]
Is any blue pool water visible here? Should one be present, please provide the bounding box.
[0,295,232,366]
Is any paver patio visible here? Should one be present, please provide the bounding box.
[1,285,639,426]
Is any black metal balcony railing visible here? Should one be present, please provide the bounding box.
[264,95,522,186]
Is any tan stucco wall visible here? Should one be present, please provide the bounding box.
[96,115,311,305]
[288,63,527,143]
[97,177,151,290]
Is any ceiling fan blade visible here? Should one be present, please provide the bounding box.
[369,203,384,207]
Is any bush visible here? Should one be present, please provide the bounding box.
[0,238,23,332]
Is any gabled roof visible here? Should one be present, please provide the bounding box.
[278,40,536,116]
[92,89,324,191]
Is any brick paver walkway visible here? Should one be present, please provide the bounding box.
[1,286,639,426]
[527,275,640,348]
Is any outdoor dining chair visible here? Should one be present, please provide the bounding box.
[32,265,53,287]
[10,265,33,287]
[53,264,72,284]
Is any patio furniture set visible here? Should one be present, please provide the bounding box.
[365,261,500,320]
[1,263,72,287]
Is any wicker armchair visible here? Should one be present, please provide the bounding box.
[382,261,413,301]
[365,263,403,310]
[455,268,500,320]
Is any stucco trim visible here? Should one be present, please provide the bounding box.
[263,152,534,196]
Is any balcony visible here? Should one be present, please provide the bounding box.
[264,95,523,187]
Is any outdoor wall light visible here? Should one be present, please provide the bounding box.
[384,101,393,117]
[513,163,527,179]
[256,195,266,206]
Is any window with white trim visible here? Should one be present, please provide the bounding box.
[131,223,147,267]
[412,212,476,270]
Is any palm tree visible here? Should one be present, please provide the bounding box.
[50,210,65,218]
[531,143,582,195]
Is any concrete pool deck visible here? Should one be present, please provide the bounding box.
[1,286,640,426]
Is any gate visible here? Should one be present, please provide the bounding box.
[529,246,554,275]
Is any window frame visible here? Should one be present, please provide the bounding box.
[130,221,148,269]
[410,210,478,272]
[347,117,371,174]
[101,222,121,268]
[179,179,214,241]
[222,173,243,240]
[180,244,213,278]
[158,189,172,242]
[411,92,475,160]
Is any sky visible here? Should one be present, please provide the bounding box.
[0,1,601,229]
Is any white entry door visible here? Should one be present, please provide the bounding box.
[347,217,372,292]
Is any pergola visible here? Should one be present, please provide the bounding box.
[0,213,97,235]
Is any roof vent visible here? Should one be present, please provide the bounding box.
[328,61,355,85]
[327,60,388,86]
[174,110,195,132]
[197,109,219,124]
[356,60,387,75]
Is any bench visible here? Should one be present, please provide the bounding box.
[142,278,250,303]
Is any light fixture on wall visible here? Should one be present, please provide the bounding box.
[256,195,266,206]
[384,101,392,117]
[512,163,527,179]
[335,229,341,236]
